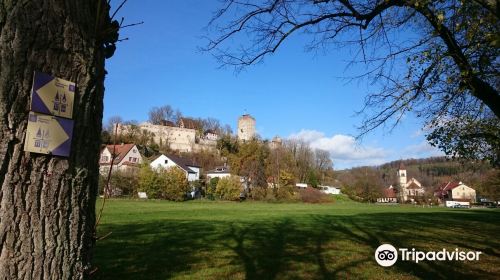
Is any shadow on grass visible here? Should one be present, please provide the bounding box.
[93,210,500,279]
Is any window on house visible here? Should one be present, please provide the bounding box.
[164,160,168,164]
[129,157,132,161]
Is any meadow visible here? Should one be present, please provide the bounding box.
[93,198,500,279]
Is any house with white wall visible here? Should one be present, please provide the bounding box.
[377,185,398,203]
[435,181,476,203]
[295,183,308,189]
[150,154,200,182]
[204,129,219,141]
[99,143,143,174]
[320,186,341,195]
[206,166,231,180]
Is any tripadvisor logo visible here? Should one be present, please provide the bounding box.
[374,244,482,267]
[375,244,398,267]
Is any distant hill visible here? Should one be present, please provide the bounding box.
[339,157,494,191]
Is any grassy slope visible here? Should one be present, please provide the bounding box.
[94,198,500,279]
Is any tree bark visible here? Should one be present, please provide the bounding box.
[0,1,108,279]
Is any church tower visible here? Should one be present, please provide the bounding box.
[397,162,408,202]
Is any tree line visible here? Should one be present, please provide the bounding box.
[336,157,499,203]
[99,118,337,202]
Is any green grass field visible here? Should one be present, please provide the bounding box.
[93,198,500,279]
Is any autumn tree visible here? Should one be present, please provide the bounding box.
[205,0,500,165]
[347,168,384,202]
[477,169,500,203]
[138,164,165,199]
[0,0,118,278]
[163,167,190,201]
[229,139,269,189]
[215,176,243,200]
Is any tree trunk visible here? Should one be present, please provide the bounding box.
[0,1,108,279]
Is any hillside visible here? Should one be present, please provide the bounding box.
[336,157,499,202]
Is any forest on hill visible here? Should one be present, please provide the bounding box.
[336,157,499,202]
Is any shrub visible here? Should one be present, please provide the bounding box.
[138,164,165,199]
[279,170,295,186]
[298,187,332,203]
[99,170,138,197]
[163,167,190,201]
[274,185,296,201]
[206,177,220,200]
[215,176,242,201]
[250,186,268,200]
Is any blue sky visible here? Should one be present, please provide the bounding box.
[104,0,443,169]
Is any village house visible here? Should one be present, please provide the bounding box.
[320,186,341,195]
[204,129,219,141]
[434,181,476,203]
[295,183,308,189]
[377,185,398,203]
[99,143,143,174]
[206,166,231,181]
[150,154,200,182]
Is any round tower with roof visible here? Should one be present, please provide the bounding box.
[237,114,256,141]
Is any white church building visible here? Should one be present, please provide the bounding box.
[397,162,425,202]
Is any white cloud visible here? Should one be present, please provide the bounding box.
[402,141,444,158]
[288,130,446,170]
[288,130,388,169]
[288,130,324,143]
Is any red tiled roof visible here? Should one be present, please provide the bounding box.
[440,181,460,192]
[102,143,136,164]
[179,118,199,129]
[383,187,397,198]
[435,181,461,198]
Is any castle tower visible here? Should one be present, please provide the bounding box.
[270,136,282,149]
[237,114,256,141]
[397,162,408,202]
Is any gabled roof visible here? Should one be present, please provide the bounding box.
[435,181,464,197]
[383,186,397,198]
[102,143,137,164]
[160,120,175,127]
[160,153,200,173]
[407,179,423,189]
[179,118,199,129]
[204,129,218,135]
[207,166,231,174]
[439,181,461,192]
